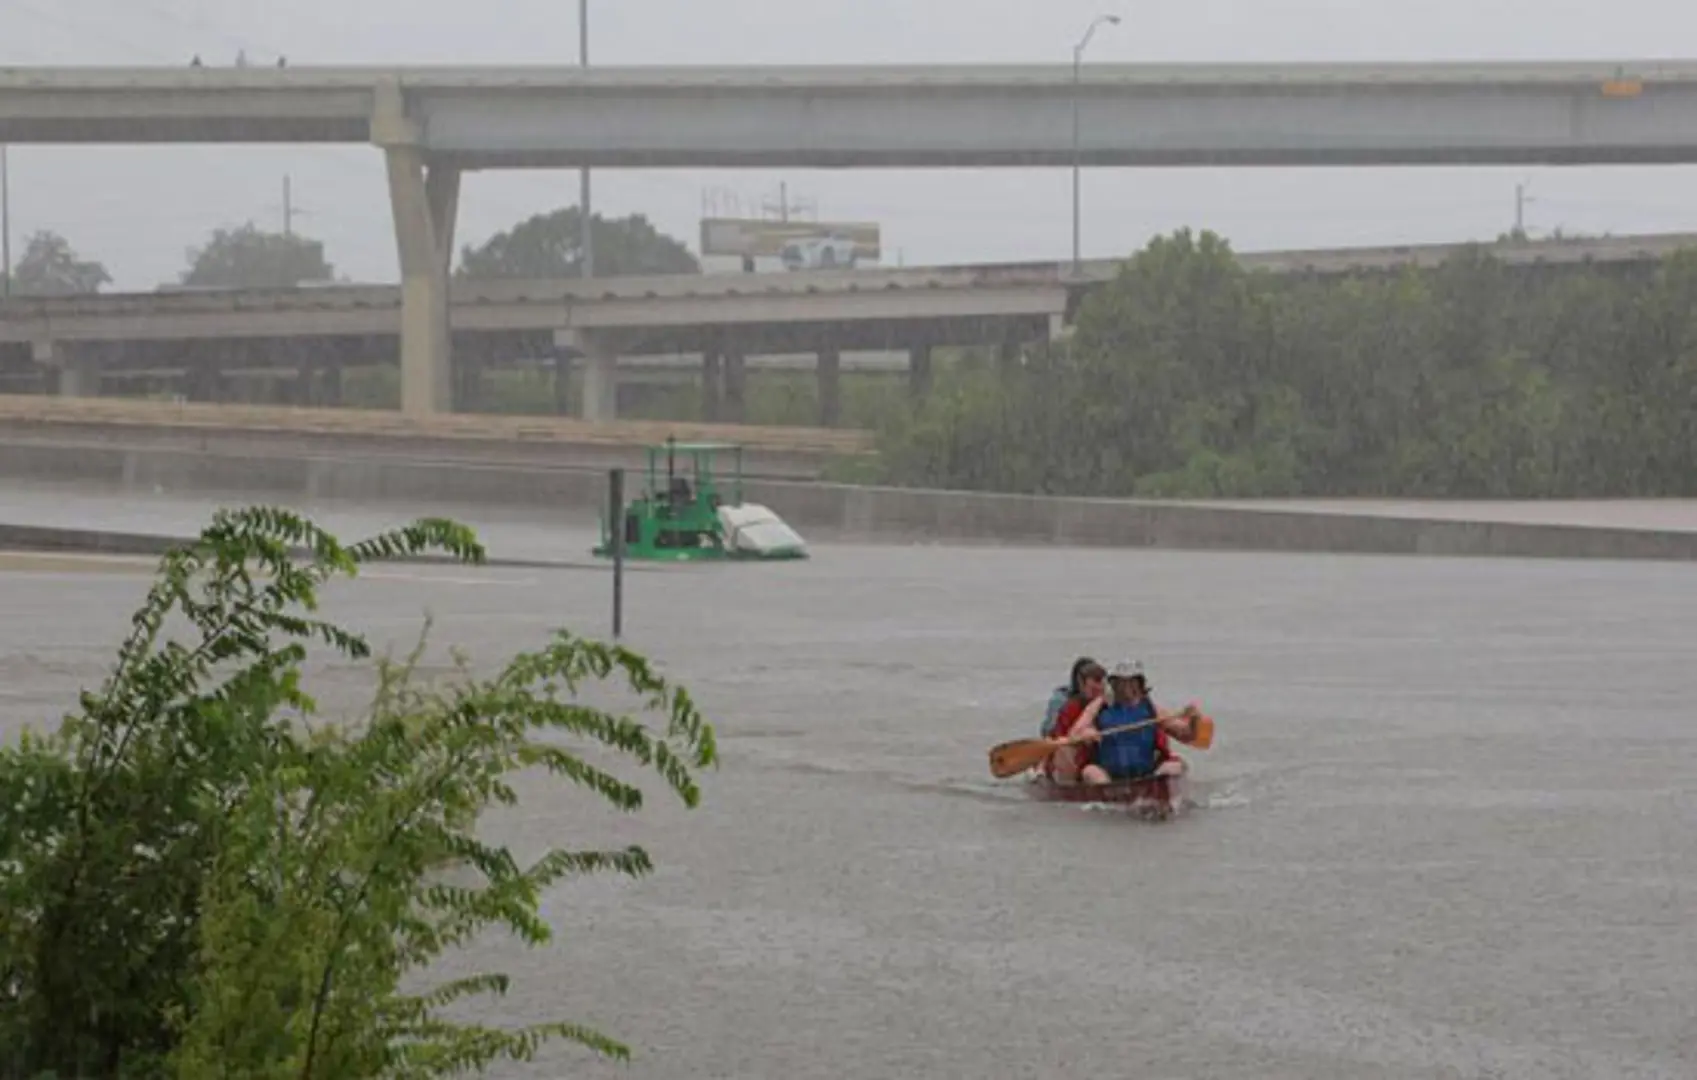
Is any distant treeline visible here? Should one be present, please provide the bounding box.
[862,229,1697,499]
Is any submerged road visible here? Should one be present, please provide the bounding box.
[0,489,1694,1078]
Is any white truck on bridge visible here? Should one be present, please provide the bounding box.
[780,234,859,271]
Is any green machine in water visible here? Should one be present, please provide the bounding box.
[593,439,810,562]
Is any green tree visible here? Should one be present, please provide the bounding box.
[5,228,112,296]
[457,207,699,279]
[864,228,1697,500]
[180,222,336,288]
[0,507,715,1077]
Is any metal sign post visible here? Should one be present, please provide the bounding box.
[608,467,625,639]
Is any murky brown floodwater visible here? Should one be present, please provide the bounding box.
[2,485,1694,1078]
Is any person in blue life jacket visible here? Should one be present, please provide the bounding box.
[1069,660,1187,781]
[1041,656,1100,737]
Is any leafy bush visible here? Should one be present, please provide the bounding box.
[0,507,715,1077]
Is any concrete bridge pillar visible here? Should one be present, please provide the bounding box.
[322,362,344,407]
[549,332,574,414]
[997,337,1022,375]
[723,351,747,422]
[581,350,618,422]
[817,347,842,427]
[702,351,724,421]
[375,80,460,419]
[556,328,618,421]
[34,340,102,398]
[909,343,933,398]
[553,358,573,414]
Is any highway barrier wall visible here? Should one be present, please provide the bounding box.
[0,519,613,571]
[0,395,869,480]
[3,435,1696,563]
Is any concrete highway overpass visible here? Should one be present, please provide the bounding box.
[3,231,1695,425]
[4,61,1697,418]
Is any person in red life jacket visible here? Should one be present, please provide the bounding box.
[1045,660,1110,784]
[1068,660,1189,780]
[1042,656,1100,737]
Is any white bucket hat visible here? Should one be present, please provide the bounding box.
[1108,659,1146,681]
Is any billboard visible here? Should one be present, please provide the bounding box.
[700,218,882,269]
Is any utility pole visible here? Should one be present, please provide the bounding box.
[277,174,309,238]
[1,145,10,298]
[761,182,812,223]
[579,0,594,279]
[1513,181,1534,238]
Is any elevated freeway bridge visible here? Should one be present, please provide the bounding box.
[3,231,1691,426]
[5,60,1697,417]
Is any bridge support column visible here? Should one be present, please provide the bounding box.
[553,360,573,414]
[35,340,102,398]
[908,344,933,398]
[997,338,1022,376]
[322,362,344,407]
[376,82,460,419]
[723,351,747,422]
[817,347,841,427]
[557,329,617,421]
[386,150,459,417]
[582,350,618,422]
[702,351,723,421]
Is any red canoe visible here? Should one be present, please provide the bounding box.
[1024,771,1186,819]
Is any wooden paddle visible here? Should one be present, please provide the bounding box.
[987,709,1216,779]
[1173,708,1216,751]
[988,717,1158,779]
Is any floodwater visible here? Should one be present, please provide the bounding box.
[1,486,1695,1079]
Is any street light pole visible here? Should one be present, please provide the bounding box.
[1071,13,1120,276]
[579,0,594,279]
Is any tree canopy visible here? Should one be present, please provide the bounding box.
[868,228,1697,499]
[180,222,336,289]
[4,229,112,296]
[457,207,699,279]
[0,507,715,1077]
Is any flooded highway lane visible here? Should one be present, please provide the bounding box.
[1,503,1694,1078]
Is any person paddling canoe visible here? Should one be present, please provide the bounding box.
[1042,656,1101,737]
[1069,660,1189,781]
[1045,660,1109,784]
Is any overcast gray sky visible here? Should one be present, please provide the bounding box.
[8,0,1697,288]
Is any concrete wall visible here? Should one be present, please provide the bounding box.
[0,423,844,482]
[0,522,186,558]
[4,436,1697,563]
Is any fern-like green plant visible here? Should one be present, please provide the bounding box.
[0,506,715,1078]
